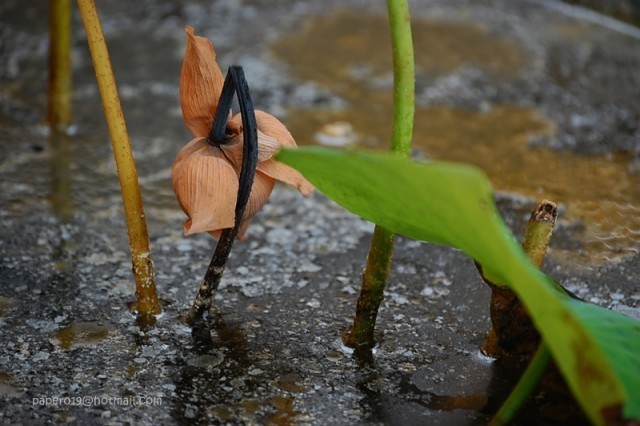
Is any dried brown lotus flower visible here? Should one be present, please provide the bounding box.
[172,27,313,239]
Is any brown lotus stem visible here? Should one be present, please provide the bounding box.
[76,0,161,317]
[480,200,557,358]
[488,201,558,423]
[343,227,395,348]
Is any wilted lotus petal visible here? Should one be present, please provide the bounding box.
[180,26,225,138]
[172,27,314,239]
[172,138,238,235]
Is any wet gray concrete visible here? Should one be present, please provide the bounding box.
[1,0,639,424]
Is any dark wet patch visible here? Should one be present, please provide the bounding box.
[0,296,17,317]
[0,372,22,397]
[50,321,115,350]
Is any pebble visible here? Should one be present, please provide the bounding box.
[314,122,358,147]
[32,352,49,362]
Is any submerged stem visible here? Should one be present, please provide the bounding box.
[183,66,258,325]
[344,0,414,349]
[76,0,161,317]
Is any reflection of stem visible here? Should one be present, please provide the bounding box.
[183,67,258,325]
[76,0,161,316]
[48,0,72,131]
[490,343,552,426]
[50,131,74,221]
[344,0,414,349]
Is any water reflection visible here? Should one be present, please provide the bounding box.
[172,312,306,424]
[51,321,114,350]
[49,129,74,222]
[274,10,640,266]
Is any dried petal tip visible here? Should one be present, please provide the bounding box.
[253,111,315,195]
[180,26,225,137]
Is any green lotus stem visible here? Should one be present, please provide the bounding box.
[48,0,72,131]
[490,343,552,426]
[386,0,415,157]
[344,0,414,349]
[76,0,161,316]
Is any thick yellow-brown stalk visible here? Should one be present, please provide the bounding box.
[76,0,161,316]
[48,0,72,130]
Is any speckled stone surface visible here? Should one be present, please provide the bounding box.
[1,0,638,424]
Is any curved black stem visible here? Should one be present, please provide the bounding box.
[208,68,236,145]
[184,66,258,325]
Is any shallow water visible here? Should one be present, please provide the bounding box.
[51,321,115,350]
[274,10,640,267]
